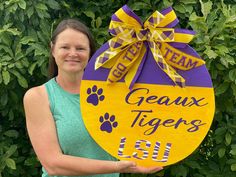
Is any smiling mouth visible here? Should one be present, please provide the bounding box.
[65,60,81,62]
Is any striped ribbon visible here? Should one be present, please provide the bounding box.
[95,5,205,89]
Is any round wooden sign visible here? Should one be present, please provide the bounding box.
[80,5,215,166]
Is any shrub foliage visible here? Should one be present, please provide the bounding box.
[0,0,235,177]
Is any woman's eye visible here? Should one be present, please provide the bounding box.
[61,46,69,49]
[76,47,85,51]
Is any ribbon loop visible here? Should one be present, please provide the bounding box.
[95,5,205,89]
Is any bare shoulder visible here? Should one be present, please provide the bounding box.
[23,84,50,122]
[23,85,47,104]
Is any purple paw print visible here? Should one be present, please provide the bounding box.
[87,85,105,106]
[99,113,118,133]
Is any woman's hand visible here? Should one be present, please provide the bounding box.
[117,161,163,174]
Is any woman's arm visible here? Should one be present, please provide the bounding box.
[23,85,162,176]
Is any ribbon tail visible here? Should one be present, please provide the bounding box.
[106,41,143,84]
[149,41,186,87]
[124,43,147,90]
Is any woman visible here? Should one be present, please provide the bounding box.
[23,19,163,177]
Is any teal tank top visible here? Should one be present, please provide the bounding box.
[43,78,119,177]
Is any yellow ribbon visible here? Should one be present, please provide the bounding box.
[95,6,205,89]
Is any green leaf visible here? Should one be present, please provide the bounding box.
[83,11,95,19]
[8,110,14,120]
[29,62,37,75]
[27,6,34,18]
[214,44,229,56]
[215,82,230,95]
[185,160,201,169]
[4,130,19,138]
[189,12,201,21]
[199,0,213,19]
[231,164,236,171]
[6,145,17,157]
[20,36,35,45]
[171,165,188,177]
[218,147,226,158]
[230,145,236,156]
[96,17,102,28]
[130,2,150,11]
[220,56,235,67]
[10,70,28,88]
[24,157,39,166]
[231,84,236,98]
[0,32,12,46]
[5,158,16,170]
[31,43,48,56]
[0,74,2,84]
[179,0,196,4]
[174,4,186,14]
[2,70,10,85]
[204,47,218,59]
[229,69,236,82]
[46,0,60,10]
[225,132,232,146]
[18,0,26,9]
[0,92,8,106]
[9,28,21,36]
[0,44,14,57]
[35,3,48,10]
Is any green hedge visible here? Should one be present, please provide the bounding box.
[0,0,235,177]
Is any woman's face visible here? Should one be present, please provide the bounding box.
[51,28,90,75]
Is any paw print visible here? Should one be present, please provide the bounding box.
[87,85,105,106]
[99,113,118,133]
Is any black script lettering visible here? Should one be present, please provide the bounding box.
[125,88,149,106]
[131,110,162,136]
[146,96,158,104]
[168,97,192,107]
[157,96,171,105]
[188,120,206,132]
[189,97,208,107]
[143,118,162,136]
[130,110,206,135]
[131,110,152,127]
[162,119,175,127]
[125,88,208,107]
[174,118,190,129]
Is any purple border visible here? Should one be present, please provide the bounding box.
[161,6,173,15]
[83,42,212,88]
[175,28,196,35]
[111,14,122,22]
[165,18,179,28]
[161,7,179,28]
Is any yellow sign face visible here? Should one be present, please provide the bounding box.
[80,81,215,166]
[80,5,215,166]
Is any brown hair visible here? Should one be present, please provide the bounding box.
[48,19,96,79]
